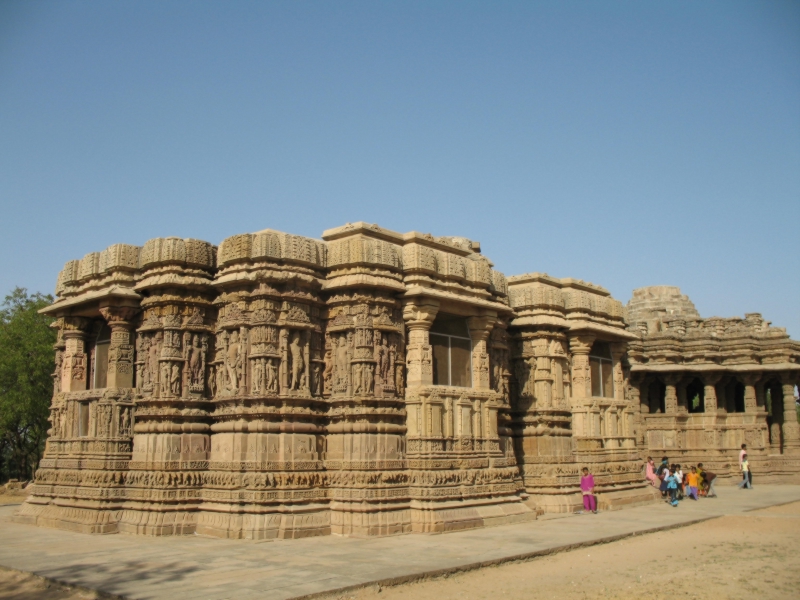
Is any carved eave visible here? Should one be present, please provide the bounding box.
[322,273,405,293]
[509,314,570,329]
[402,285,513,317]
[567,320,640,342]
[213,264,325,292]
[40,286,142,318]
[630,362,800,373]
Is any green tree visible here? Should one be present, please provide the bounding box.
[0,288,55,482]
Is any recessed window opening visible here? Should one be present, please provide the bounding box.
[91,324,111,389]
[430,313,472,387]
[590,342,614,399]
[78,402,90,437]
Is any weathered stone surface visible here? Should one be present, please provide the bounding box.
[15,229,799,538]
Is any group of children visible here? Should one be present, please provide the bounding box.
[646,457,719,507]
[578,443,753,514]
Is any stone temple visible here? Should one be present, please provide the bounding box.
[15,223,800,538]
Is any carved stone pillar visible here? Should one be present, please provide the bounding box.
[568,334,595,403]
[402,299,439,389]
[609,343,626,402]
[60,318,90,392]
[629,374,646,448]
[781,373,800,452]
[676,380,688,413]
[467,315,497,391]
[703,374,721,413]
[664,375,679,414]
[100,307,138,389]
[743,374,759,414]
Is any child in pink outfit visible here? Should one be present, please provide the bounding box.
[580,467,597,513]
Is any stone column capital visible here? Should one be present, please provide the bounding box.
[99,306,139,326]
[61,317,91,335]
[567,333,595,355]
[609,342,627,360]
[466,314,497,341]
[741,373,761,386]
[402,299,440,331]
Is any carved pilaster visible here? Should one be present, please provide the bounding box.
[742,374,759,414]
[467,314,497,390]
[781,374,800,452]
[99,306,139,389]
[568,334,595,403]
[61,317,90,392]
[402,299,439,389]
[664,374,679,414]
[702,373,721,413]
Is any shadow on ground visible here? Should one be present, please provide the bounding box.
[20,560,201,599]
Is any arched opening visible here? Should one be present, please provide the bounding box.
[648,380,666,414]
[686,378,705,413]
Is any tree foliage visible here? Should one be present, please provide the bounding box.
[0,288,55,482]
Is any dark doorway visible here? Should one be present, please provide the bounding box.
[648,380,666,414]
[733,381,745,413]
[686,378,705,413]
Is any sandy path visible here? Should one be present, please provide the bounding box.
[326,500,800,600]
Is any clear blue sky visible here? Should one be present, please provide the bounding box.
[1,1,798,337]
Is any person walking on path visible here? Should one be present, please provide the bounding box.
[657,457,669,498]
[698,463,718,497]
[645,457,658,488]
[666,468,680,506]
[738,454,752,489]
[686,466,700,500]
[580,467,598,514]
[738,444,752,487]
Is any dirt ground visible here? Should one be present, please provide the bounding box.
[0,494,29,507]
[0,501,797,600]
[334,500,800,600]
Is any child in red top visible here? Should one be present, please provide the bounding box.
[580,467,597,514]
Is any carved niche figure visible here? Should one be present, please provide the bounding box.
[395,363,405,397]
[289,331,305,390]
[189,334,204,386]
[388,343,397,383]
[335,336,349,388]
[208,366,216,398]
[120,408,131,436]
[353,362,363,394]
[215,363,226,396]
[71,353,86,382]
[323,346,333,392]
[160,362,171,396]
[226,330,242,394]
[53,350,64,394]
[312,362,321,396]
[265,359,277,393]
[148,332,162,390]
[252,358,263,394]
[364,363,375,394]
[375,337,389,383]
[170,363,181,396]
[59,410,67,438]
